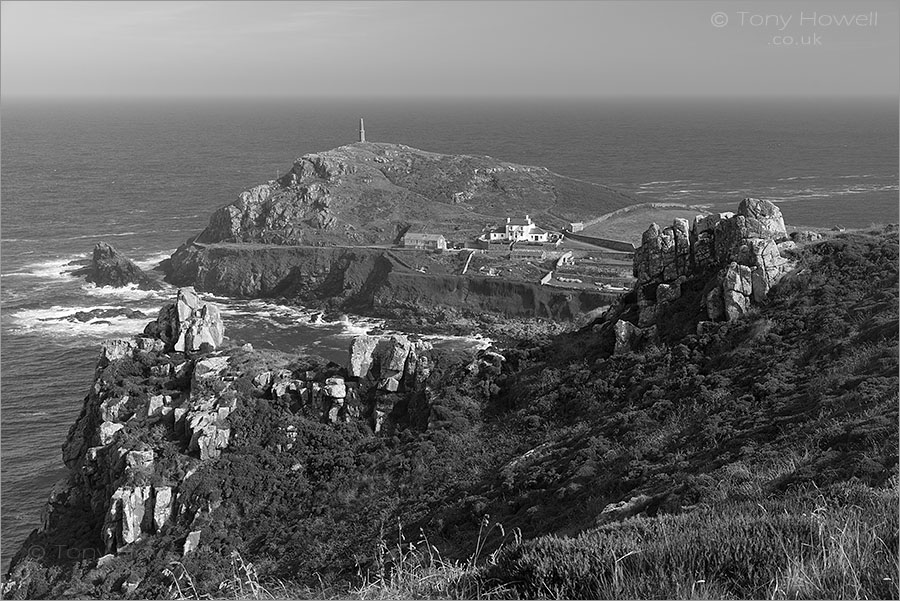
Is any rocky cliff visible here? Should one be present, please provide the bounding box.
[166,243,615,323]
[603,198,797,353]
[3,281,505,597]
[194,142,636,246]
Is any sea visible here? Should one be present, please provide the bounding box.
[1,97,897,570]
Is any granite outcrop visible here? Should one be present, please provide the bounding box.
[5,287,455,596]
[612,198,797,353]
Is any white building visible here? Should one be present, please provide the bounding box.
[401,233,447,250]
[488,215,550,243]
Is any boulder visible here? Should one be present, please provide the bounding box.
[656,282,681,305]
[104,486,152,551]
[738,198,786,239]
[197,428,230,461]
[599,494,653,522]
[145,395,170,419]
[99,421,125,445]
[135,336,166,353]
[194,356,230,379]
[323,376,346,399]
[348,335,379,378]
[100,395,131,422]
[633,223,677,284]
[183,530,201,555]
[381,377,401,393]
[777,240,798,253]
[124,449,154,476]
[252,371,274,393]
[98,339,135,367]
[746,238,791,302]
[722,262,753,321]
[373,409,388,434]
[378,335,412,373]
[176,287,202,323]
[152,486,173,532]
[613,320,639,355]
[144,304,179,346]
[376,335,414,390]
[672,218,691,273]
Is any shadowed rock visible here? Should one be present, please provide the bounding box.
[75,242,163,290]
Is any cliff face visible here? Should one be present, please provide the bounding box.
[4,285,480,598]
[194,142,636,246]
[166,243,616,321]
[605,198,796,352]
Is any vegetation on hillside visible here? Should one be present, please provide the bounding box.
[6,228,897,600]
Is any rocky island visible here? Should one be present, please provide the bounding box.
[4,140,897,599]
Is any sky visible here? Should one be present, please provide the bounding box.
[1,0,898,99]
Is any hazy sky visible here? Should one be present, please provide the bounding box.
[1,0,897,99]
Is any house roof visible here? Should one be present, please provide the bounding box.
[529,227,548,235]
[489,227,507,234]
[403,233,445,242]
[507,218,531,226]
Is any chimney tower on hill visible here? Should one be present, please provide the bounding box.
[359,118,366,143]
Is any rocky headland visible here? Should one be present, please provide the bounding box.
[163,143,639,331]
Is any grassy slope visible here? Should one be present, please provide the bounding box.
[397,227,898,599]
[582,206,713,245]
[8,229,897,600]
[201,143,639,246]
[190,227,899,600]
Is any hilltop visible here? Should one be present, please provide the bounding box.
[164,143,643,330]
[195,142,637,246]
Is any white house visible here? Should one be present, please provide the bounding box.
[488,215,550,243]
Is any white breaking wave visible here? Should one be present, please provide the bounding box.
[639,179,690,186]
[6,255,87,280]
[8,304,158,340]
[81,282,174,302]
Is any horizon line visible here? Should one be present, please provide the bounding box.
[3,92,898,103]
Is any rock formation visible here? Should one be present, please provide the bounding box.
[613,198,795,353]
[14,282,453,589]
[144,287,225,352]
[74,241,163,290]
